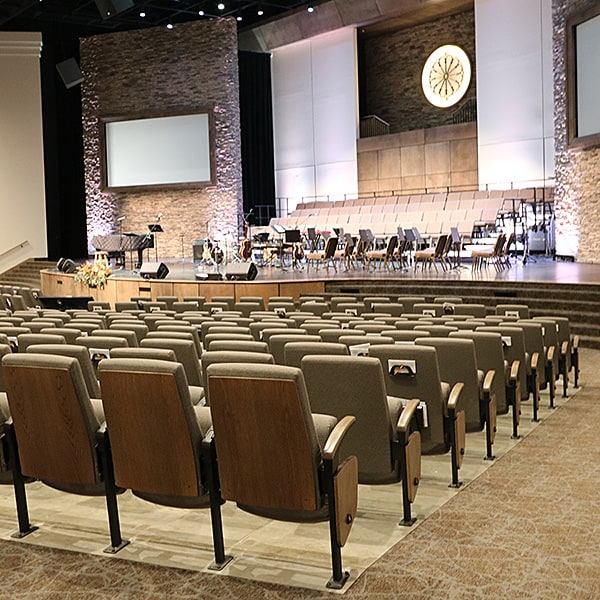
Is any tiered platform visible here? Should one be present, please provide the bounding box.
[40,255,600,347]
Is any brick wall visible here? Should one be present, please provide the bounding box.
[80,19,242,261]
[553,0,600,262]
[360,9,476,134]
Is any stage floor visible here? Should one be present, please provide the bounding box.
[112,255,600,286]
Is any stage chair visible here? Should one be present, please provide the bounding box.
[414,234,448,271]
[267,333,320,365]
[205,361,358,589]
[306,236,338,271]
[207,340,270,354]
[2,353,128,553]
[284,341,349,368]
[368,344,465,487]
[301,355,421,524]
[471,234,506,270]
[415,337,496,460]
[97,358,228,566]
[366,235,398,271]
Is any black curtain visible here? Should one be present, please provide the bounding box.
[238,51,276,228]
[40,28,88,260]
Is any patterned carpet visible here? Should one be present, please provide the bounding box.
[0,349,598,599]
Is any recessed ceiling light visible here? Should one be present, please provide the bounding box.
[307,4,315,13]
[217,2,225,10]
[257,9,263,16]
[139,11,146,17]
[198,10,205,16]
[237,14,243,21]
[166,23,174,29]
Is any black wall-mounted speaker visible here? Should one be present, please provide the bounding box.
[225,262,258,281]
[94,0,134,19]
[56,58,84,89]
[139,262,169,280]
[56,257,77,273]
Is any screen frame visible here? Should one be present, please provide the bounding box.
[566,4,600,150]
[99,107,217,192]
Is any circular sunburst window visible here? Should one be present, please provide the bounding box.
[421,45,471,108]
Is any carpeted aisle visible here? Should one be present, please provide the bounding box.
[0,349,598,599]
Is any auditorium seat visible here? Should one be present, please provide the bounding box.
[301,355,421,524]
[205,361,357,589]
[2,353,128,553]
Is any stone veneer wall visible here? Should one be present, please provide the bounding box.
[553,0,600,262]
[80,19,242,261]
[360,9,476,134]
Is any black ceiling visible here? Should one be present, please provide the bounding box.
[0,0,316,35]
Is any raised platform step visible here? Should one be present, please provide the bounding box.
[0,259,55,289]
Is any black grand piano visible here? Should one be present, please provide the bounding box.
[91,233,153,269]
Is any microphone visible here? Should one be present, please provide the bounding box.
[117,216,126,222]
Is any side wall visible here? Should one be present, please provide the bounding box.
[80,19,242,260]
[553,0,600,261]
[0,32,47,271]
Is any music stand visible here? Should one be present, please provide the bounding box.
[148,223,163,261]
[284,229,301,244]
[450,227,466,269]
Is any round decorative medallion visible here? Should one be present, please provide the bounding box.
[421,45,471,108]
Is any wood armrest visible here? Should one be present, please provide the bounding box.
[509,360,520,382]
[447,382,464,412]
[560,341,569,356]
[547,345,555,363]
[572,334,579,349]
[323,416,356,461]
[397,399,420,434]
[530,351,539,371]
[483,369,495,394]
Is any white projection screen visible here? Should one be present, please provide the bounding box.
[567,5,600,149]
[102,111,215,190]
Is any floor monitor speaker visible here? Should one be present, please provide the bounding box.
[140,262,169,279]
[56,258,77,273]
[225,262,258,281]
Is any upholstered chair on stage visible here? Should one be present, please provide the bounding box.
[206,361,358,589]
